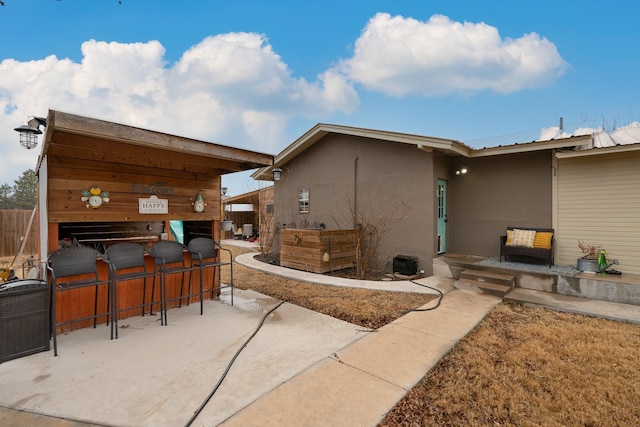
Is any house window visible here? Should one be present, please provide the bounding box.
[266,204,274,214]
[298,188,310,213]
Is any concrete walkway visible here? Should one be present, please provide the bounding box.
[220,289,501,426]
[2,241,640,426]
[234,250,451,294]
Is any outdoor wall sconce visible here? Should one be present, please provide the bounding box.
[221,187,228,196]
[14,116,47,150]
[455,167,468,176]
[272,167,282,181]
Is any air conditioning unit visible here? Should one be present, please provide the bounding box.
[393,255,418,276]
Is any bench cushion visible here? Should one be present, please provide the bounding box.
[501,227,554,266]
[533,231,553,249]
[509,228,536,247]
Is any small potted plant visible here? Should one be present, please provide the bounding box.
[577,241,618,273]
[220,218,233,232]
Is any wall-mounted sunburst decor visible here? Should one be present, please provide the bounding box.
[81,186,110,209]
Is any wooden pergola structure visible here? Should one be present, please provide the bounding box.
[36,109,273,331]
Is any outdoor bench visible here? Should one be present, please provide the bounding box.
[500,226,554,266]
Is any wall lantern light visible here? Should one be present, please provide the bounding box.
[455,167,468,176]
[14,116,47,150]
[221,187,228,196]
[272,167,282,181]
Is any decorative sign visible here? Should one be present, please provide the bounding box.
[81,187,110,209]
[139,195,168,214]
[192,191,206,213]
[131,181,175,195]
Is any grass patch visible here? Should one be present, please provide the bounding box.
[222,247,437,329]
[380,302,640,426]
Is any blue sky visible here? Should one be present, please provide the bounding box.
[1,0,638,196]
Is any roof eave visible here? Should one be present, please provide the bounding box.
[470,134,594,157]
[555,141,640,159]
[267,122,467,168]
[36,109,274,175]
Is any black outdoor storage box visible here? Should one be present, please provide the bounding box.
[393,255,418,276]
[0,279,50,363]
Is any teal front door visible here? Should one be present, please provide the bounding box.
[437,179,447,254]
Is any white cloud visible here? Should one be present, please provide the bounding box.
[0,33,358,185]
[339,13,569,97]
[241,110,287,150]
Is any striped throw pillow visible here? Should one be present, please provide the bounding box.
[533,232,553,249]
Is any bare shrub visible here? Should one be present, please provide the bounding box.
[333,186,411,279]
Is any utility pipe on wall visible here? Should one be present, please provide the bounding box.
[353,156,358,228]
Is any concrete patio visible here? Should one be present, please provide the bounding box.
[0,288,366,426]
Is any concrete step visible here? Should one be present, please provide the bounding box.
[432,255,485,279]
[460,269,515,287]
[454,278,512,297]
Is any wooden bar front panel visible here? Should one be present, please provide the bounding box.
[53,251,219,334]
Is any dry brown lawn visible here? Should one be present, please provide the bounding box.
[220,247,438,329]
[380,302,640,426]
[224,246,640,426]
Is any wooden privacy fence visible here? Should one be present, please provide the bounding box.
[0,209,38,258]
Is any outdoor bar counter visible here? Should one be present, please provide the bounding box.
[49,221,218,334]
[36,110,273,338]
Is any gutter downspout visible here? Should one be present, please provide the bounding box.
[353,156,358,228]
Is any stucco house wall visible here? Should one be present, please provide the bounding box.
[257,124,598,276]
[447,150,553,257]
[273,133,440,275]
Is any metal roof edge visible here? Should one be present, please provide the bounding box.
[555,141,640,159]
[470,134,594,157]
[274,123,468,165]
[249,126,602,182]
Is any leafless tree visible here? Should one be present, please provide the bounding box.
[333,186,411,279]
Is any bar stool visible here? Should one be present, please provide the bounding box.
[188,237,234,306]
[47,245,110,356]
[103,243,157,339]
[149,241,196,325]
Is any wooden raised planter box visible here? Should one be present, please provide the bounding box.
[280,228,357,274]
